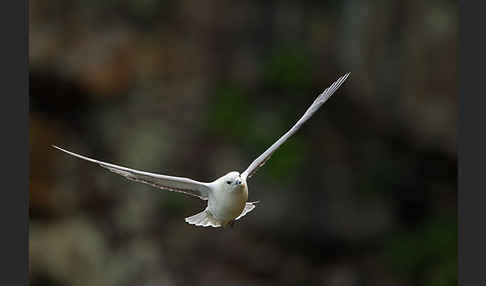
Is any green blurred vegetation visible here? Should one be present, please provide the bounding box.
[383,217,457,286]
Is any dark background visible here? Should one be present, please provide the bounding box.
[29,1,457,285]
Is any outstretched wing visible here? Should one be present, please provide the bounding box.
[53,146,211,200]
[241,73,350,180]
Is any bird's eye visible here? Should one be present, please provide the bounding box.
[226,181,231,184]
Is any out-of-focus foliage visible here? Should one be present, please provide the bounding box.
[30,0,457,285]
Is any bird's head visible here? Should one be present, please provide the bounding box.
[220,171,244,191]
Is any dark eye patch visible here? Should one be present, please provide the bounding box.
[226,181,231,184]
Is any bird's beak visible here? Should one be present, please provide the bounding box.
[235,179,242,185]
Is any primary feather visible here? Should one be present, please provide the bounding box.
[241,73,350,180]
[52,146,211,200]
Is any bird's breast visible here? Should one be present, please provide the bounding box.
[209,185,248,222]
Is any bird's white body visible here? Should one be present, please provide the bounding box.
[53,73,349,228]
[207,172,248,224]
[185,172,250,227]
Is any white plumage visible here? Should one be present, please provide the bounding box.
[53,73,349,228]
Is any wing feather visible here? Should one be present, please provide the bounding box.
[52,146,211,200]
[241,73,350,180]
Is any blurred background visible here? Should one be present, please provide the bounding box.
[29,0,457,285]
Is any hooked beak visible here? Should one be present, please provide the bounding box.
[235,178,242,185]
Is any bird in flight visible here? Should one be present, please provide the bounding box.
[53,73,350,228]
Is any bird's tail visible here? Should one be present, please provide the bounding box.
[185,209,222,228]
